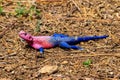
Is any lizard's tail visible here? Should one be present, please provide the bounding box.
[76,35,109,42]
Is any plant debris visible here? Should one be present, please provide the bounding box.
[0,0,120,79]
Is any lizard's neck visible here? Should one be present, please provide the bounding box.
[26,40,33,45]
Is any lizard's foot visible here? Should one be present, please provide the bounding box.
[38,47,45,58]
[71,45,83,50]
[77,48,84,50]
[36,52,45,58]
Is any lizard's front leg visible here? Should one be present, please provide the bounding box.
[32,44,44,58]
[39,47,44,53]
[39,47,44,58]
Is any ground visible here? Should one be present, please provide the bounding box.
[0,0,120,80]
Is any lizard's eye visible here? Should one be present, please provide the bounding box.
[24,33,27,35]
[29,36,32,40]
[29,36,31,39]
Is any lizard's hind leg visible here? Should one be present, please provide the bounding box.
[71,45,83,50]
[59,42,83,50]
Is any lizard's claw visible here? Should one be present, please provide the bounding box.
[36,52,45,58]
[40,52,45,58]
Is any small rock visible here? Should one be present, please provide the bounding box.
[80,42,84,45]
[39,65,58,74]
[69,70,73,73]
[61,61,68,65]
[85,78,94,80]
[109,72,114,75]
[107,71,114,78]
[11,71,15,74]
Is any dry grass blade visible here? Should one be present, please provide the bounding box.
[0,0,120,79]
[69,0,81,12]
[63,53,120,58]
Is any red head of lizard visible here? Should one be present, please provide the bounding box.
[19,30,33,42]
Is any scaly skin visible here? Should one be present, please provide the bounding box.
[19,30,108,54]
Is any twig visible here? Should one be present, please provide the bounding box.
[57,53,120,59]
[0,52,17,60]
[70,0,81,12]
[62,17,119,23]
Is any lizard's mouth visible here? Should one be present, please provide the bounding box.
[20,38,25,42]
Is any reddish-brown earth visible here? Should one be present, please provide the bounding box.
[0,0,120,80]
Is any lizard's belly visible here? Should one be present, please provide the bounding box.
[41,42,54,48]
[31,41,54,49]
[30,36,56,49]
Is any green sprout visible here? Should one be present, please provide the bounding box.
[35,9,41,16]
[35,20,42,32]
[28,5,36,19]
[15,2,28,17]
[15,2,41,18]
[28,5,41,19]
[83,59,92,67]
[0,6,3,15]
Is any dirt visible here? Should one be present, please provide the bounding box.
[0,0,120,80]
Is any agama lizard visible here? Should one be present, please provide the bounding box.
[19,30,108,54]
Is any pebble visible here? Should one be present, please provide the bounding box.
[107,71,114,78]
[39,65,58,74]
[109,71,114,75]
[85,78,94,80]
[61,61,68,65]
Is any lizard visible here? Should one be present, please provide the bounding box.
[19,30,108,54]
